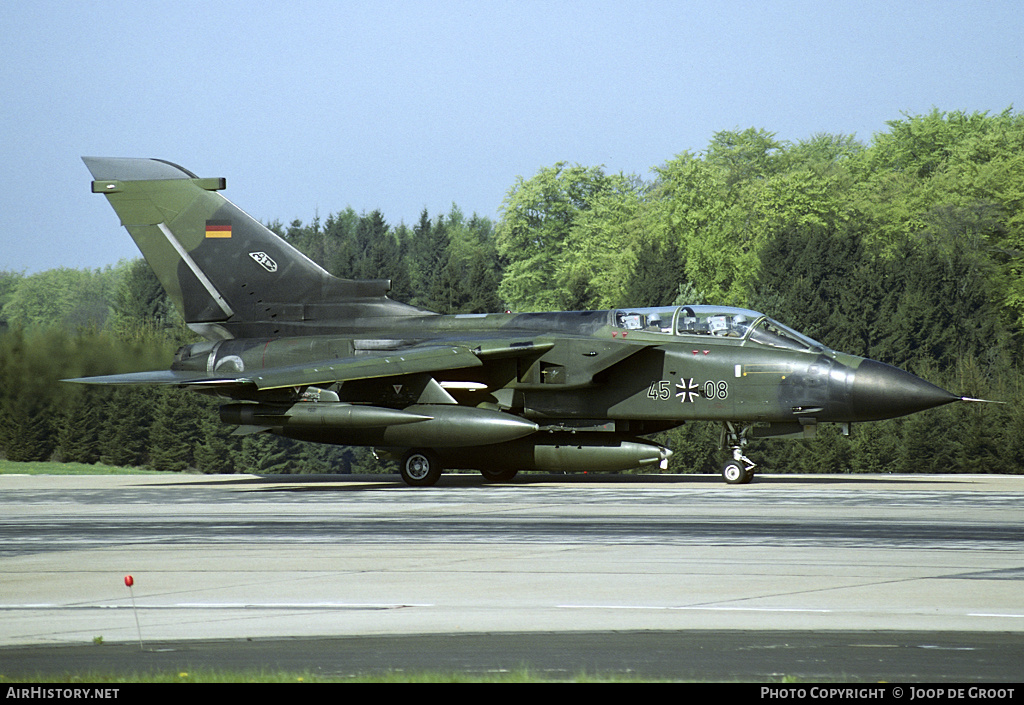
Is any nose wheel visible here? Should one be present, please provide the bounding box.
[721,422,756,485]
[722,455,755,484]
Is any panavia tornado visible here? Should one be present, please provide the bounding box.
[71,157,982,486]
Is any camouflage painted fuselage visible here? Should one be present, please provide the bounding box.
[74,158,961,482]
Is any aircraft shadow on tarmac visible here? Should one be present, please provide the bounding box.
[145,472,969,493]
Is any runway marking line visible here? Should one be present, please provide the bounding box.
[0,602,434,610]
[559,605,1024,619]
[558,605,833,613]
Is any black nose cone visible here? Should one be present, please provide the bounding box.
[849,359,958,421]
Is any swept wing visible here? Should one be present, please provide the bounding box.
[65,344,492,392]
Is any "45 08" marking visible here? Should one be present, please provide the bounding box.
[647,378,729,403]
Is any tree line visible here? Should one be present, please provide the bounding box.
[1,108,1021,474]
[0,206,504,473]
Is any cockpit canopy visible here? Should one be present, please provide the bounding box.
[612,305,828,353]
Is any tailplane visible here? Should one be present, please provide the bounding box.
[84,157,425,339]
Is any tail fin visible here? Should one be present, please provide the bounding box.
[83,157,423,340]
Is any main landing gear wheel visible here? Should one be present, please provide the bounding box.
[400,449,442,487]
[480,468,519,482]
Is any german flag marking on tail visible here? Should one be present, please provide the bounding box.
[205,220,232,238]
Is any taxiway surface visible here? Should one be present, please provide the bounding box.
[2,472,1022,680]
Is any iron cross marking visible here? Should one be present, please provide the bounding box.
[676,377,700,403]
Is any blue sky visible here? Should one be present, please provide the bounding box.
[2,0,1020,273]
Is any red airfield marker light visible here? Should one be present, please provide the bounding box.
[124,574,143,650]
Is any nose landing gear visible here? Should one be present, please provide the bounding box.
[721,422,755,484]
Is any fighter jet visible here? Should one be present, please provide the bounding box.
[71,157,980,485]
